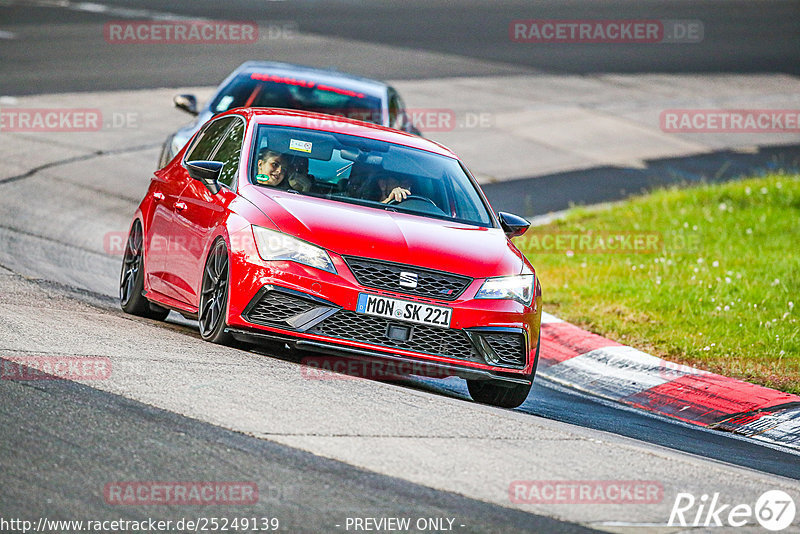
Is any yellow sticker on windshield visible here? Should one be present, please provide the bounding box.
[289,139,312,153]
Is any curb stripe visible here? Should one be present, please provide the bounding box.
[539,322,620,367]
[725,407,800,447]
[624,374,800,426]
[538,313,800,451]
[540,311,563,324]
[545,346,671,399]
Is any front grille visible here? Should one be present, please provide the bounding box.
[482,332,526,367]
[245,290,317,327]
[344,257,471,301]
[243,287,527,370]
[309,310,480,362]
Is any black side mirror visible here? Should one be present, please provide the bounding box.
[498,211,530,238]
[185,160,223,195]
[174,94,198,116]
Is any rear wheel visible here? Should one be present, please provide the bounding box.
[119,220,170,320]
[198,239,234,345]
[467,332,540,409]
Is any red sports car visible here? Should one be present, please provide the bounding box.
[121,108,542,408]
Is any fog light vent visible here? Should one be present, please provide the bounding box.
[386,324,412,342]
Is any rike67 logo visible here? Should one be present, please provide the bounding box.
[669,490,796,531]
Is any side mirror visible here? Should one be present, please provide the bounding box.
[185,160,223,195]
[498,211,530,238]
[174,94,198,116]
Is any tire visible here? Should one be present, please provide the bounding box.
[467,379,532,409]
[466,331,540,409]
[198,239,234,345]
[119,220,170,321]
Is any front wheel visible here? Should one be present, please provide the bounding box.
[198,239,234,345]
[466,332,540,408]
[467,380,532,409]
[119,220,170,321]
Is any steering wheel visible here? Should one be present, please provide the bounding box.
[387,195,437,207]
[387,195,446,215]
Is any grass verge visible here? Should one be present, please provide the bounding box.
[515,173,799,393]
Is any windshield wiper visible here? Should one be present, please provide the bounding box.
[336,162,354,176]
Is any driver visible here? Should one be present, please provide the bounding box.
[375,176,412,204]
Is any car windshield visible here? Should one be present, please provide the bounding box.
[250,124,493,227]
[210,72,383,124]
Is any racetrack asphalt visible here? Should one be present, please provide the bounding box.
[1,88,799,531]
[1,1,800,531]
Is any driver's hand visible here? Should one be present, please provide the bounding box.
[382,187,411,203]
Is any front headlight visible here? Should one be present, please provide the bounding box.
[475,274,534,305]
[252,226,336,274]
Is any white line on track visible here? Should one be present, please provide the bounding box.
[0,30,16,39]
[3,0,204,22]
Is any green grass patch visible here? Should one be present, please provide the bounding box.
[515,173,800,393]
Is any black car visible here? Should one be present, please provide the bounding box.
[158,61,421,168]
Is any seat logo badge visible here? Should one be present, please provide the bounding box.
[399,272,418,289]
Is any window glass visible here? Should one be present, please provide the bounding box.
[209,72,383,125]
[388,94,399,128]
[210,119,245,188]
[388,91,405,129]
[250,124,493,227]
[186,117,233,161]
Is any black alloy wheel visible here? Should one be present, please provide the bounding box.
[119,220,170,320]
[199,239,234,344]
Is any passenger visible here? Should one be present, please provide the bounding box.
[254,149,312,192]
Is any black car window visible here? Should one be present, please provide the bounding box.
[388,90,404,130]
[209,72,384,125]
[210,119,245,189]
[185,117,233,162]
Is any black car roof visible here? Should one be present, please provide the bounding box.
[233,61,389,99]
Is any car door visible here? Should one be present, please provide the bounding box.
[157,116,234,303]
[145,164,190,298]
[169,116,245,305]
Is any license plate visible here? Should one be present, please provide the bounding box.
[356,293,452,328]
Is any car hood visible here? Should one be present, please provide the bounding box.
[242,188,524,278]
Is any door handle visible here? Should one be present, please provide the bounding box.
[153,192,165,201]
[174,201,187,212]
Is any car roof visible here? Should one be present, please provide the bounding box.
[232,61,388,100]
[228,108,458,159]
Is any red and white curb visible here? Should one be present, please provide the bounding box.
[537,312,800,451]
